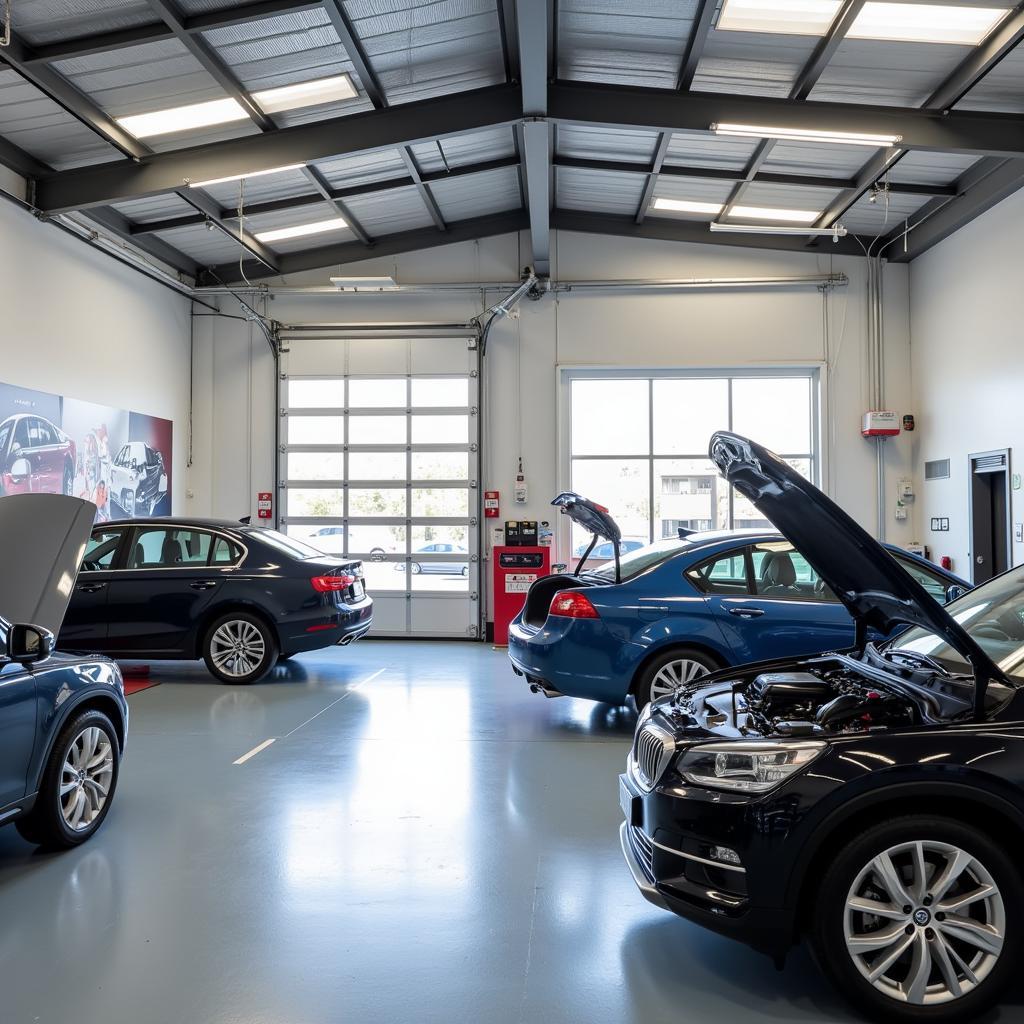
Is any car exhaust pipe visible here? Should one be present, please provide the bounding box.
[528,680,564,698]
[338,634,355,646]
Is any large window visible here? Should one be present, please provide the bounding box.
[563,370,818,548]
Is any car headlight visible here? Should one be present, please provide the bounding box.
[676,741,824,793]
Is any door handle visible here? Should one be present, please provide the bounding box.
[77,582,106,594]
[190,580,218,591]
[728,606,765,618]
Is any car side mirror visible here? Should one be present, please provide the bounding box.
[945,584,967,603]
[8,623,55,665]
[9,457,30,483]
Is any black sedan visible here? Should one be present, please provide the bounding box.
[60,518,373,683]
[0,493,128,849]
[620,432,1024,1023]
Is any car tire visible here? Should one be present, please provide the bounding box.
[202,612,278,684]
[633,647,721,709]
[411,562,422,575]
[810,815,1020,1024]
[461,566,469,577]
[16,709,120,849]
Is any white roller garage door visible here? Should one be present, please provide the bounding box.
[278,330,480,638]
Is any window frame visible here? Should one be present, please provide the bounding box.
[116,526,247,571]
[685,546,755,596]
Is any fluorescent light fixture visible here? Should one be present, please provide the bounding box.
[255,217,348,243]
[730,205,820,223]
[712,122,901,147]
[330,276,400,291]
[848,2,1007,45]
[189,164,305,189]
[253,75,357,114]
[717,0,842,36]
[652,197,725,216]
[118,98,249,139]
[710,222,847,237]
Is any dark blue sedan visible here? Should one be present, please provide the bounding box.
[0,493,128,848]
[508,523,968,708]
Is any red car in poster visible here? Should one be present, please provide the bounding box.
[0,413,76,496]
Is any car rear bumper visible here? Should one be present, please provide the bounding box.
[280,595,374,653]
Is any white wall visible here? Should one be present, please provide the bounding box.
[910,187,1024,579]
[0,198,192,511]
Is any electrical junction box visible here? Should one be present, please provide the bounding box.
[862,411,900,437]
[898,479,914,500]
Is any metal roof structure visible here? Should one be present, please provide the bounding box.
[2,0,1024,282]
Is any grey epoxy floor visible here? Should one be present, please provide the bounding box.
[0,641,1020,1024]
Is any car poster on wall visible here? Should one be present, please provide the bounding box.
[0,381,172,522]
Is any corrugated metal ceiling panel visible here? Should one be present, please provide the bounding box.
[314,148,410,188]
[150,221,254,264]
[955,42,1024,113]
[734,180,841,215]
[558,0,697,88]
[345,0,505,105]
[410,126,516,171]
[692,28,818,97]
[341,183,436,234]
[13,0,156,47]
[665,131,759,171]
[651,174,735,212]
[199,166,316,206]
[556,124,659,165]
[809,39,971,107]
[759,140,876,179]
[242,201,352,253]
[556,165,646,215]
[841,191,930,235]
[429,164,520,220]
[110,192,195,223]
[888,150,979,186]
[0,69,122,170]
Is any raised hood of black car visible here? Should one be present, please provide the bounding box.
[709,431,1005,686]
[0,494,95,636]
[551,492,621,543]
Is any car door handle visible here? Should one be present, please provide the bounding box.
[190,580,218,591]
[728,606,765,618]
[77,582,106,594]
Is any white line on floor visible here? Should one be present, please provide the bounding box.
[282,667,387,739]
[233,738,276,765]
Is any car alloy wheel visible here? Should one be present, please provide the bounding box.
[411,563,422,575]
[210,619,267,679]
[844,840,1005,1007]
[60,726,114,832]
[649,659,710,701]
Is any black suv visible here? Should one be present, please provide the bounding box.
[619,432,1024,1023]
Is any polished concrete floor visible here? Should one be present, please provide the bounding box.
[1,641,1020,1024]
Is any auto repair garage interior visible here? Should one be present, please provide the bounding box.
[3,0,1024,1021]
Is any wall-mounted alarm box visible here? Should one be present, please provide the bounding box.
[862,411,901,437]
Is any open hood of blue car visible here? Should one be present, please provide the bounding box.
[709,431,1004,689]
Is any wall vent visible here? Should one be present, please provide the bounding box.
[925,459,950,480]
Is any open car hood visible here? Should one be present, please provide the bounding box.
[551,492,621,543]
[0,494,95,636]
[709,431,1005,686]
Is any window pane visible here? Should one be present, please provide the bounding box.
[347,525,405,555]
[82,529,123,571]
[362,560,404,592]
[686,550,749,595]
[412,451,469,480]
[350,416,406,445]
[349,378,406,407]
[570,458,650,552]
[893,555,949,602]
[653,458,727,536]
[211,537,242,565]
[411,561,469,591]
[732,458,810,529]
[411,526,468,549]
[128,528,210,568]
[348,452,406,480]
[652,379,729,456]
[287,452,344,480]
[286,524,345,554]
[288,416,343,445]
[752,540,834,601]
[412,488,469,518]
[288,489,344,517]
[289,379,343,408]
[349,488,406,517]
[571,379,649,456]
[731,378,812,453]
[412,415,468,444]
[411,378,469,407]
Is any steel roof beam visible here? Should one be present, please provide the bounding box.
[82,205,200,277]
[321,0,388,109]
[676,0,717,92]
[177,187,280,272]
[34,83,523,213]
[497,0,521,83]
[0,136,51,179]
[301,164,373,246]
[399,147,447,231]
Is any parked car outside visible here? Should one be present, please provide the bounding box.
[60,518,373,683]
[394,542,470,576]
[309,526,398,560]
[509,497,967,707]
[109,440,167,517]
[0,413,76,497]
[572,537,646,561]
[0,492,127,848]
[620,431,1024,1023]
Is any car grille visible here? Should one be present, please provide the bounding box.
[632,722,675,791]
[629,826,655,881]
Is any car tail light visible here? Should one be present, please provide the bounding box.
[311,574,356,592]
[549,591,599,619]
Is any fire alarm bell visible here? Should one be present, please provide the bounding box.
[902,414,915,431]
[484,491,500,518]
[862,411,900,437]
[257,492,273,520]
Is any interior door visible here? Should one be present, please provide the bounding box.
[970,450,1011,584]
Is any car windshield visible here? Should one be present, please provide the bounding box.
[888,566,1024,682]
[248,529,323,560]
[586,537,690,582]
